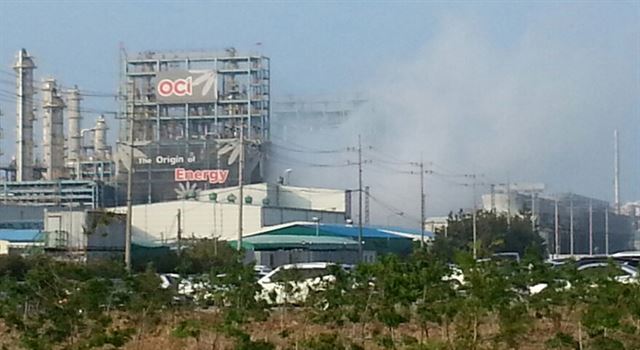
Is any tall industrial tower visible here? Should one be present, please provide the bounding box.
[42,78,65,180]
[66,87,82,164]
[119,49,270,203]
[94,115,108,160]
[13,49,36,181]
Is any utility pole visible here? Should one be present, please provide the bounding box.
[589,199,593,256]
[614,129,620,214]
[358,135,363,262]
[364,186,370,226]
[554,197,559,257]
[570,194,574,256]
[472,174,477,259]
[177,209,182,257]
[506,182,511,229]
[605,207,610,256]
[124,80,134,272]
[420,160,425,248]
[237,120,245,251]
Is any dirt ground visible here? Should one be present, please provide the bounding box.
[0,310,587,350]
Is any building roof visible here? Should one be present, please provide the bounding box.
[248,221,428,240]
[307,224,408,239]
[233,234,358,251]
[0,229,42,243]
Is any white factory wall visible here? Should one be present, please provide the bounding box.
[44,210,86,249]
[481,193,519,214]
[113,201,263,244]
[198,183,345,212]
[198,183,269,206]
[116,183,348,245]
[270,185,345,212]
[113,202,347,245]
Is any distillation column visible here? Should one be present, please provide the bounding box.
[13,49,36,181]
[66,87,82,164]
[94,115,108,160]
[42,78,65,180]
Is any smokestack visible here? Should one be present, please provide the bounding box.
[614,129,620,214]
[42,78,65,180]
[94,115,108,160]
[13,49,36,181]
[66,87,82,163]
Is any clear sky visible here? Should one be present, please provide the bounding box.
[0,1,638,217]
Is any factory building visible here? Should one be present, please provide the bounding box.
[1,49,115,215]
[271,95,366,142]
[0,229,43,255]
[111,183,350,246]
[117,49,270,204]
[480,183,635,255]
[42,210,125,262]
[621,201,640,249]
[233,221,418,267]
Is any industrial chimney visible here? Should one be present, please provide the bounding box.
[42,78,65,180]
[13,49,36,181]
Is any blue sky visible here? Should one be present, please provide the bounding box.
[0,1,638,215]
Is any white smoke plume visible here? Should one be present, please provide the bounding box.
[268,14,639,228]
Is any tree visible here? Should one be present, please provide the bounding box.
[440,210,545,260]
[177,238,238,274]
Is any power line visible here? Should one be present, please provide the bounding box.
[270,142,349,154]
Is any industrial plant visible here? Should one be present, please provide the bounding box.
[0,47,638,263]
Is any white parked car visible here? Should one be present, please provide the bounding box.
[254,265,273,279]
[257,262,350,305]
[529,262,638,295]
[159,273,216,303]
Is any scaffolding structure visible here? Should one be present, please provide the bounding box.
[271,95,367,141]
[118,49,270,203]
